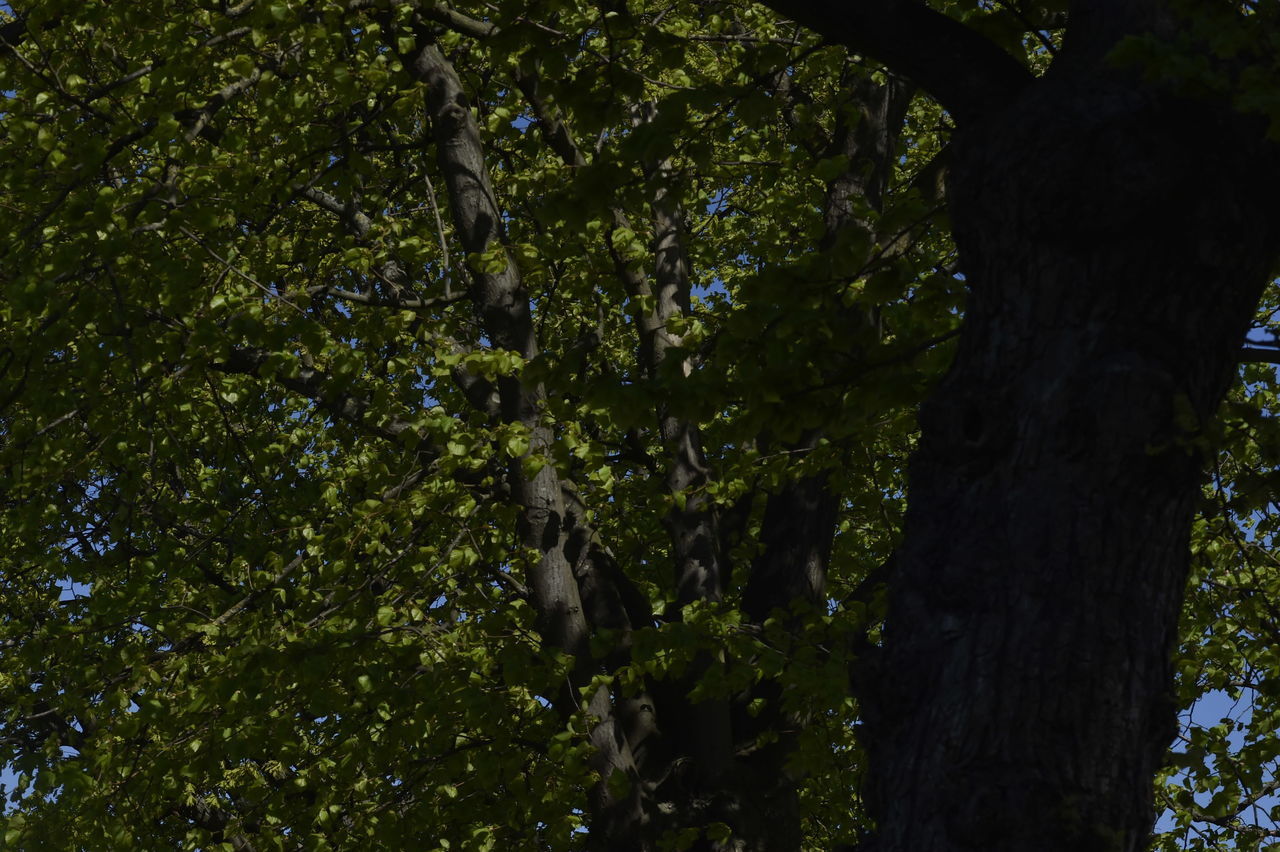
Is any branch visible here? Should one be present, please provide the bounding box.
[305,284,464,313]
[1240,346,1280,364]
[212,346,423,444]
[743,468,839,621]
[409,1,497,39]
[0,15,27,56]
[0,13,56,58]
[404,33,533,358]
[401,28,595,677]
[175,802,258,852]
[743,72,912,624]
[757,0,1035,123]
[512,69,587,168]
[1062,1,1175,67]
[179,69,262,143]
[297,185,374,238]
[398,35,656,826]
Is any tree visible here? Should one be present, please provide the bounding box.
[3,0,1280,849]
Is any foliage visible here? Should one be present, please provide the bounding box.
[0,0,1278,849]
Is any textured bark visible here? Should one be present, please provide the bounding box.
[858,72,1280,852]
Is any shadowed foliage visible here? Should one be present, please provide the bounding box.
[3,2,1280,850]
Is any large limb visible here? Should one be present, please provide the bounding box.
[406,34,580,658]
[731,70,914,852]
[401,32,649,849]
[393,29,662,835]
[745,69,914,624]
[514,71,720,602]
[515,70,724,615]
[757,0,1034,123]
[632,102,741,811]
[527,77,735,809]
[514,49,735,831]
[509,60,745,846]
[1061,0,1173,67]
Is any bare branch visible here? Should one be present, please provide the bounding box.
[305,284,464,313]
[1240,346,1280,364]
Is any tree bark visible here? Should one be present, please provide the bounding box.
[403,33,654,848]
[859,73,1280,852]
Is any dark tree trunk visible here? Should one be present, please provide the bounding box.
[859,74,1280,851]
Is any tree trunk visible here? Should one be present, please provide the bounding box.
[859,74,1280,851]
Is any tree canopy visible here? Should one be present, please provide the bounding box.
[2,1,1280,850]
